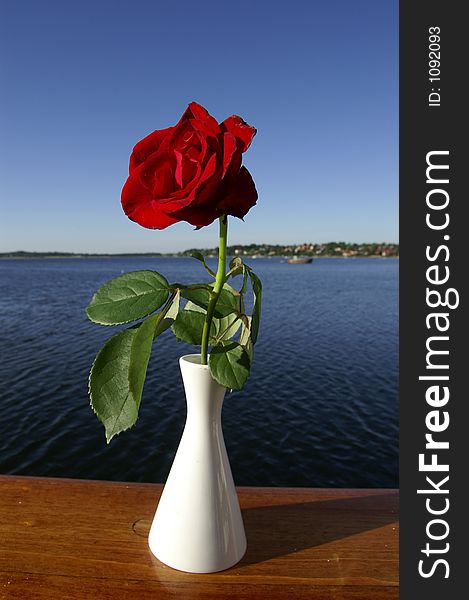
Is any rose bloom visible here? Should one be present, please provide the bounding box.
[121,102,258,229]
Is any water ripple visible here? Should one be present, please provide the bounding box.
[0,257,398,487]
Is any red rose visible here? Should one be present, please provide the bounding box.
[121,102,258,229]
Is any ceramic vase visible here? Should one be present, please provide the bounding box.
[148,354,246,573]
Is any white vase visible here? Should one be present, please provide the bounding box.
[148,354,247,573]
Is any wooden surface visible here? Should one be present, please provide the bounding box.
[0,476,398,599]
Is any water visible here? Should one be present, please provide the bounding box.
[0,257,398,488]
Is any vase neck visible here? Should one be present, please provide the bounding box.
[179,354,226,423]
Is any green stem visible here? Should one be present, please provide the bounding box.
[201,215,228,364]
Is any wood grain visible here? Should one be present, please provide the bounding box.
[0,476,398,599]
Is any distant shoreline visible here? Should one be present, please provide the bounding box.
[0,253,164,260]
[0,243,399,261]
[0,252,399,261]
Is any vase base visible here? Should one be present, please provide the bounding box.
[148,538,247,574]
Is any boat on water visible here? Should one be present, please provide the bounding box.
[287,257,313,264]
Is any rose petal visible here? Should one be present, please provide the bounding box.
[217,166,258,218]
[222,132,237,178]
[153,163,175,197]
[127,202,179,230]
[135,151,170,192]
[220,115,256,152]
[164,153,219,212]
[190,152,225,206]
[194,130,208,163]
[129,126,174,172]
[221,136,243,182]
[188,101,220,136]
[121,173,179,230]
[171,119,199,152]
[170,203,220,228]
[174,150,183,188]
[198,153,218,187]
[169,160,202,199]
[175,150,199,189]
[175,102,220,136]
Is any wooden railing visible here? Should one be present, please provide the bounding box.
[0,476,398,599]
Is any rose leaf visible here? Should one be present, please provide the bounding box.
[209,341,251,390]
[86,270,170,325]
[247,269,262,344]
[89,313,158,443]
[171,310,215,346]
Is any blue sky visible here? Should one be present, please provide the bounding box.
[0,0,397,253]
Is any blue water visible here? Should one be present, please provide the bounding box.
[0,257,398,487]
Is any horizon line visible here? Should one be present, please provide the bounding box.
[1,241,400,257]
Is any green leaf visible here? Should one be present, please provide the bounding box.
[247,269,262,344]
[183,299,205,313]
[241,267,249,295]
[229,256,243,270]
[180,285,212,311]
[154,291,180,339]
[214,312,242,342]
[227,259,249,296]
[182,300,240,344]
[209,342,251,390]
[172,310,215,345]
[180,284,239,318]
[227,256,244,277]
[238,316,251,345]
[213,284,244,341]
[86,270,170,325]
[238,316,253,360]
[89,314,158,443]
[217,283,242,316]
[191,252,216,277]
[222,281,243,305]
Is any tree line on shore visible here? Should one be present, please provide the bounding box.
[1,242,399,260]
[179,242,399,258]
